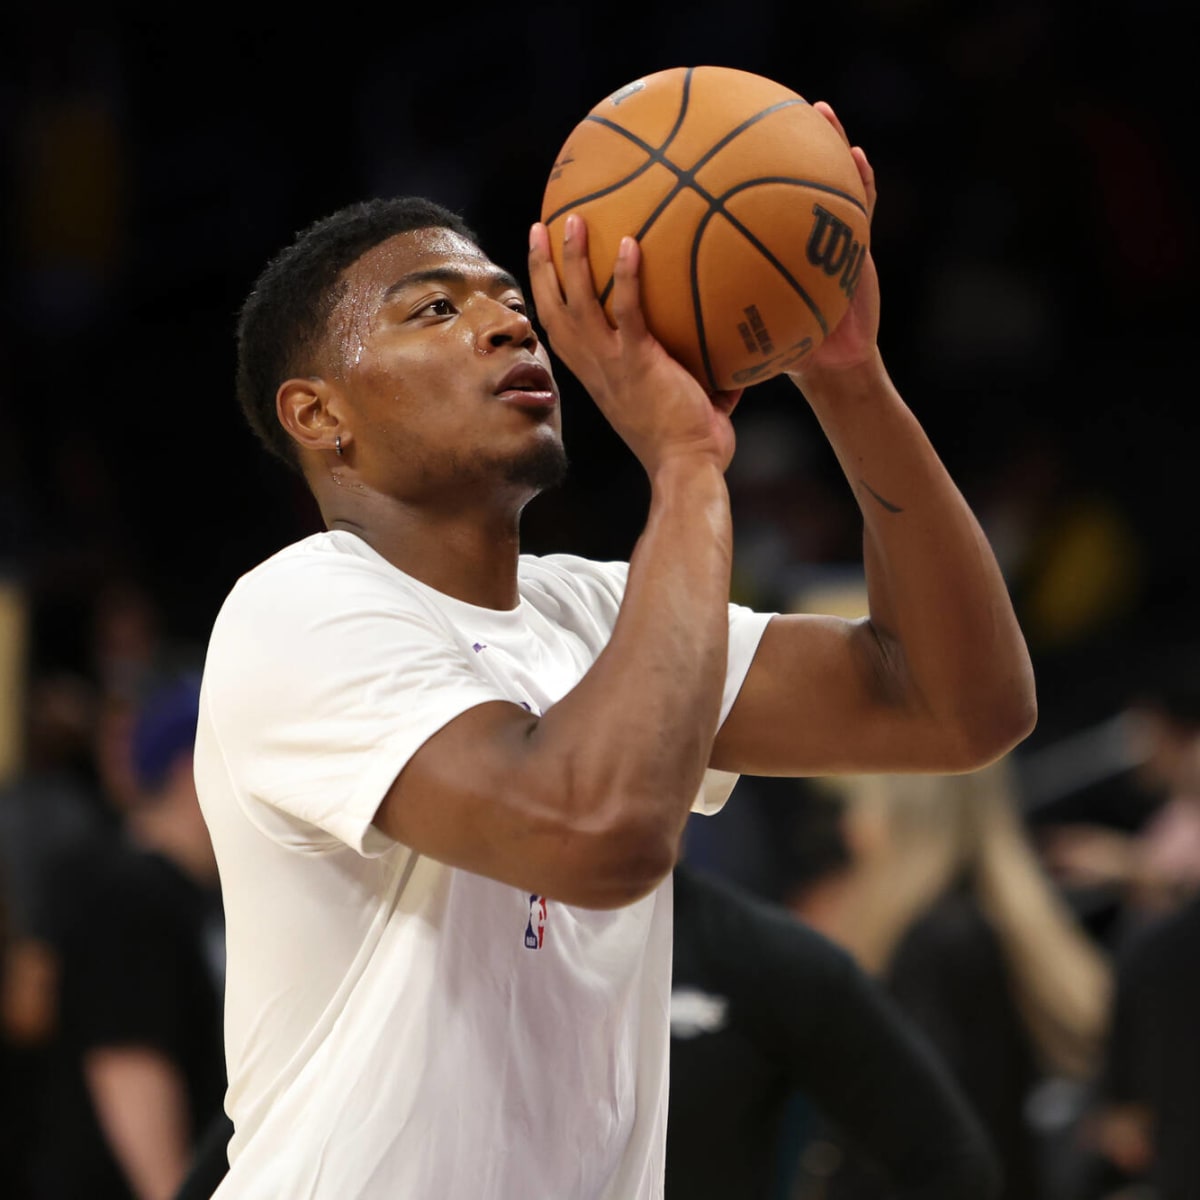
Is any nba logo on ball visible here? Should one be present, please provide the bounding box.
[541,65,870,393]
[525,895,548,949]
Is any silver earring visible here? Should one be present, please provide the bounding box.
[335,435,343,457]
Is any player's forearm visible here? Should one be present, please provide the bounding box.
[532,455,732,856]
[794,352,1036,762]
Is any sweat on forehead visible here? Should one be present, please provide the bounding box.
[352,227,491,291]
[323,228,515,369]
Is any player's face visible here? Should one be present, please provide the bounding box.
[325,227,564,501]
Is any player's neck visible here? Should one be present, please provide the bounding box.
[331,505,524,610]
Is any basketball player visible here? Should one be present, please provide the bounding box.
[193,102,1035,1198]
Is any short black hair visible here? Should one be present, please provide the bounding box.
[235,196,479,471]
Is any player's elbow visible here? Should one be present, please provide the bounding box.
[570,842,677,909]
[999,683,1039,753]
[551,798,682,909]
[953,680,1038,769]
[983,652,1039,756]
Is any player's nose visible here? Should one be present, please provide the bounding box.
[475,298,538,352]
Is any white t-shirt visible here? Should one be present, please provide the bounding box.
[195,529,773,1200]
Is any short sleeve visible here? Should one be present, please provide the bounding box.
[199,553,508,857]
[693,600,774,815]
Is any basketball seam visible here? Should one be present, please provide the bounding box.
[594,97,812,309]
[690,210,722,392]
[541,68,696,227]
[721,175,868,216]
[679,174,867,387]
[681,97,809,179]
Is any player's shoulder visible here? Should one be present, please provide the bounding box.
[235,529,389,581]
[217,531,410,616]
[517,552,630,609]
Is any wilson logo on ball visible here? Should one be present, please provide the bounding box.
[807,205,867,299]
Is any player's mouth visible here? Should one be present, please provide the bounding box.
[493,361,557,411]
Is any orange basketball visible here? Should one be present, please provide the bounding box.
[541,65,870,393]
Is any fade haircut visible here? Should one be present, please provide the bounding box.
[235,196,479,471]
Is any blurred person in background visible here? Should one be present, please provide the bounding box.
[666,858,1000,1200]
[0,670,108,1039]
[0,567,202,1198]
[0,668,109,1199]
[785,757,1111,1200]
[0,570,201,1054]
[27,674,225,1200]
[1034,646,1200,946]
[1073,729,1200,1200]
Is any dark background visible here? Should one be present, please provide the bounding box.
[1,1,1195,755]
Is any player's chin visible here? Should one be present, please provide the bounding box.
[503,435,569,493]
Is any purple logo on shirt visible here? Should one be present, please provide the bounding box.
[472,642,487,653]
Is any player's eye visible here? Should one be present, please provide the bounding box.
[507,298,528,315]
[416,297,455,317]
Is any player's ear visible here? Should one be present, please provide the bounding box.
[277,378,342,456]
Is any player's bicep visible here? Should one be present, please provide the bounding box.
[710,611,950,775]
[372,700,649,906]
[372,698,542,874]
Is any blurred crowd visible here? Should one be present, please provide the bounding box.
[1,3,1196,1198]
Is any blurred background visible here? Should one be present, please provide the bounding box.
[0,3,1196,1199]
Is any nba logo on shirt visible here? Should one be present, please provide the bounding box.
[524,894,547,949]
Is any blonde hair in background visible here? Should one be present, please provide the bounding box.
[823,757,1112,1080]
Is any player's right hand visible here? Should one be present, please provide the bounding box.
[528,215,740,477]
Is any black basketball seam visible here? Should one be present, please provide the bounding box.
[711,199,829,335]
[691,196,830,391]
[721,175,869,217]
[681,98,808,177]
[595,179,687,308]
[681,171,872,384]
[690,206,723,393]
[596,97,810,307]
[710,175,872,342]
[592,70,699,308]
[540,121,666,227]
[541,68,696,227]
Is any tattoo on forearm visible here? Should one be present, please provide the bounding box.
[859,479,903,513]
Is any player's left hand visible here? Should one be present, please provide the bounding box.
[788,101,881,379]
